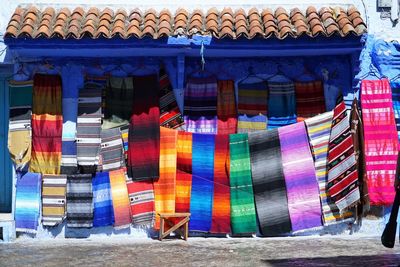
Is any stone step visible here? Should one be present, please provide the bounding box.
[0,213,16,242]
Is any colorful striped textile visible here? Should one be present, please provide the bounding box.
[76,82,102,174]
[99,128,125,172]
[159,67,185,130]
[92,172,114,227]
[295,81,326,121]
[229,133,257,234]
[8,80,33,171]
[120,124,129,160]
[66,174,93,228]
[177,131,193,173]
[42,174,67,227]
[15,172,41,233]
[127,75,160,180]
[267,81,297,129]
[361,79,399,205]
[217,80,237,134]
[237,81,268,132]
[279,122,322,231]
[248,129,292,236]
[391,81,400,142]
[327,98,360,212]
[30,74,63,174]
[127,180,155,227]
[109,168,131,229]
[210,134,231,233]
[305,112,353,225]
[105,76,133,123]
[61,98,78,175]
[176,131,193,212]
[184,77,218,134]
[154,127,177,229]
[190,133,215,232]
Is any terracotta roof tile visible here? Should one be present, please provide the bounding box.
[4,6,367,40]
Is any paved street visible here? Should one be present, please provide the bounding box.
[1,236,400,266]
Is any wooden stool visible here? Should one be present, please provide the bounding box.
[158,213,190,241]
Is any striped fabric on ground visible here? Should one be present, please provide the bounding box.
[229,133,257,234]
[154,127,177,229]
[211,134,231,233]
[61,98,78,174]
[267,81,297,129]
[279,122,322,231]
[176,131,193,212]
[184,77,218,134]
[99,128,125,172]
[159,67,185,129]
[217,80,237,134]
[295,81,326,121]
[66,174,93,228]
[15,172,41,233]
[127,180,155,227]
[8,80,33,171]
[361,79,399,205]
[92,172,114,227]
[76,82,102,173]
[391,81,400,142]
[190,133,215,232]
[305,112,353,225]
[327,98,360,212]
[109,168,131,229]
[237,82,268,132]
[42,174,67,227]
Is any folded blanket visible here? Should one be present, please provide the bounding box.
[92,172,114,227]
[99,128,125,172]
[127,180,155,227]
[176,131,193,212]
[42,174,67,227]
[109,168,131,229]
[66,174,93,228]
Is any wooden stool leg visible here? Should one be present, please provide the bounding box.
[159,217,164,241]
[184,219,188,241]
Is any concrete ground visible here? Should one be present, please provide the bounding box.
[1,236,400,267]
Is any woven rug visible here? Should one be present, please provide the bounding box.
[127,75,160,181]
[184,77,218,134]
[267,81,297,129]
[98,128,125,172]
[248,129,292,236]
[61,98,78,174]
[229,133,257,234]
[127,180,155,227]
[237,81,268,132]
[295,81,326,121]
[120,124,129,160]
[42,174,67,227]
[159,67,185,129]
[176,131,193,212]
[361,79,398,205]
[154,127,177,229]
[210,134,231,233]
[109,168,131,229]
[92,172,114,227]
[217,80,237,134]
[66,174,93,228]
[391,81,400,142]
[105,76,134,122]
[279,122,322,231]
[8,80,32,171]
[30,74,63,174]
[76,81,102,173]
[15,172,41,233]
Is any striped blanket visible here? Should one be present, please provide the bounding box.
[190,133,215,232]
[105,76,133,123]
[127,180,155,227]
[66,174,93,228]
[248,129,292,236]
[391,81,400,142]
[42,174,67,227]
[109,168,131,229]
[217,80,237,134]
[267,81,297,129]
[176,131,193,212]
[211,134,231,234]
[120,124,129,160]
[99,128,125,172]
[15,172,41,233]
[184,77,218,134]
[229,133,257,234]
[92,172,114,227]
[237,81,268,132]
[159,67,185,129]
[154,127,177,229]
[127,75,160,181]
[30,74,63,174]
[76,82,102,173]
[84,75,107,119]
[361,79,398,205]
[8,80,32,171]
[305,112,353,225]
[295,81,326,121]
[61,98,78,174]
[279,122,322,231]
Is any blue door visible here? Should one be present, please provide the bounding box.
[0,66,13,213]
